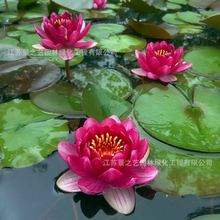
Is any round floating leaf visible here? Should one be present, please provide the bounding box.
[72,68,132,99]
[30,82,83,115]
[184,46,220,79]
[168,0,187,4]
[52,0,93,10]
[0,99,67,168]
[162,13,186,25]
[99,34,146,53]
[89,23,126,42]
[167,2,182,10]
[134,84,220,152]
[202,13,220,30]
[7,30,26,38]
[178,24,203,34]
[129,19,174,39]
[176,11,203,24]
[0,44,28,61]
[82,9,117,20]
[19,33,40,47]
[15,24,35,32]
[0,59,61,97]
[82,84,131,122]
[191,215,220,220]
[0,37,19,46]
[189,0,216,9]
[149,139,220,196]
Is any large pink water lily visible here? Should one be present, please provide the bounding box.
[93,0,107,9]
[56,116,158,214]
[33,12,97,60]
[131,41,192,83]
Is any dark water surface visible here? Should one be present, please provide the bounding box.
[1,153,220,220]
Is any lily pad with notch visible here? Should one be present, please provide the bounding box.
[0,99,68,168]
[0,58,62,97]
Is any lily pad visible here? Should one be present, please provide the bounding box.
[0,37,19,46]
[82,84,131,122]
[82,9,117,20]
[0,44,28,62]
[202,13,220,30]
[0,99,67,168]
[129,19,174,39]
[30,82,83,115]
[52,0,93,10]
[191,215,220,220]
[15,24,35,32]
[184,46,220,79]
[99,34,146,53]
[71,68,132,99]
[0,59,61,97]
[176,11,203,25]
[134,84,220,152]
[149,139,220,196]
[189,0,216,9]
[89,23,126,42]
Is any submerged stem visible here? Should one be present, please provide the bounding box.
[65,60,71,81]
[4,0,9,11]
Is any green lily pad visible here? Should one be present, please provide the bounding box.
[19,33,40,46]
[0,12,18,23]
[89,23,126,42]
[168,0,187,5]
[162,13,186,25]
[30,82,83,115]
[0,99,67,168]
[52,0,93,10]
[15,24,35,32]
[191,214,220,220]
[149,139,220,196]
[99,34,146,53]
[176,11,203,24]
[178,24,203,34]
[134,84,220,152]
[0,59,61,97]
[0,37,19,46]
[167,2,182,10]
[82,9,117,20]
[82,84,131,122]
[7,30,25,38]
[0,44,28,61]
[71,68,132,99]
[184,46,220,79]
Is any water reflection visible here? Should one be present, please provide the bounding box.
[1,153,220,220]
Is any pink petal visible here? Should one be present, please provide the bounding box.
[122,119,135,131]
[135,50,151,72]
[74,41,97,49]
[110,115,121,123]
[78,177,106,194]
[156,65,171,76]
[56,170,81,193]
[103,187,135,214]
[58,49,74,61]
[83,118,99,129]
[133,165,159,185]
[40,39,63,50]
[34,24,48,39]
[173,62,192,73]
[58,141,78,161]
[146,72,159,80]
[131,68,147,77]
[99,168,123,184]
[159,75,177,83]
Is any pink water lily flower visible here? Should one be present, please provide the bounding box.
[93,0,107,9]
[132,41,192,83]
[56,116,158,214]
[33,12,97,60]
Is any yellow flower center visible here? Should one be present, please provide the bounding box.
[54,18,67,25]
[89,133,124,157]
[155,49,170,57]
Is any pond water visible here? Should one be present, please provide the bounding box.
[1,0,220,219]
[1,152,220,220]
